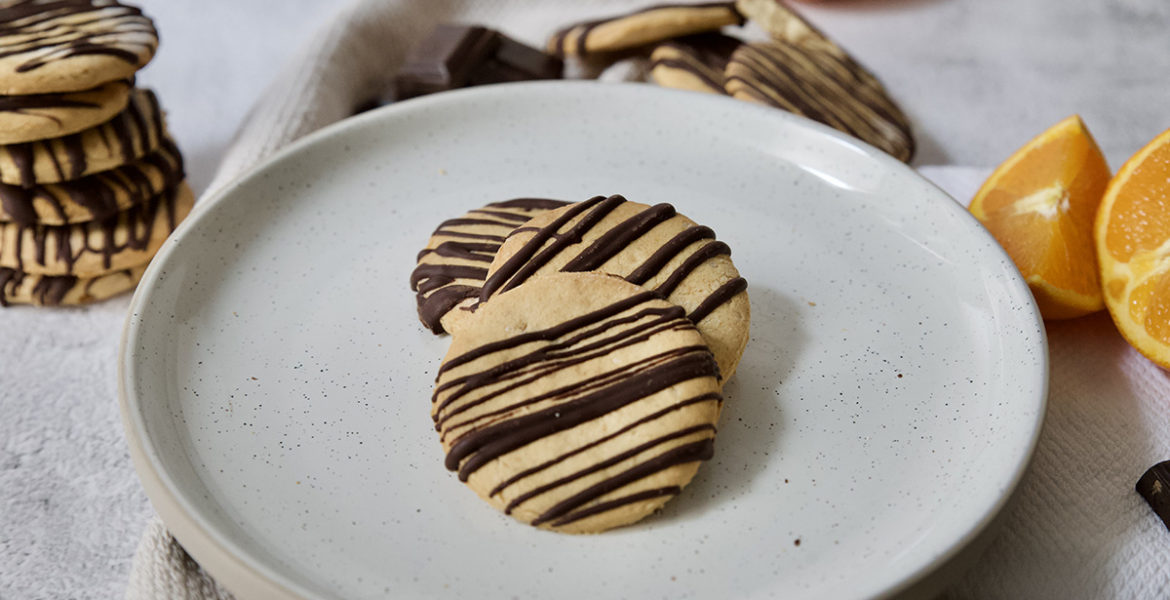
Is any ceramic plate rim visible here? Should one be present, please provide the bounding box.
[119,81,1048,600]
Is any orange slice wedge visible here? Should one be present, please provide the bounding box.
[970,115,1111,320]
[1095,127,1170,369]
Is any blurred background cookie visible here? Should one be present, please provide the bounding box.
[0,263,145,306]
[0,79,132,144]
[0,137,182,225]
[724,40,915,162]
[0,181,192,276]
[649,32,742,94]
[0,0,157,94]
[0,87,165,187]
[549,2,743,58]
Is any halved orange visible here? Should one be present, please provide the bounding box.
[1095,127,1170,369]
[970,115,1111,320]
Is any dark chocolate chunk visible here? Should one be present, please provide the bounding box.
[1137,460,1170,531]
[395,25,562,101]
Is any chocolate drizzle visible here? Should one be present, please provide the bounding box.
[0,136,181,225]
[0,1,156,74]
[0,87,163,186]
[480,195,748,334]
[410,198,568,334]
[434,284,721,528]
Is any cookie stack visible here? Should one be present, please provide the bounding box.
[412,195,750,533]
[0,0,191,307]
[550,0,916,163]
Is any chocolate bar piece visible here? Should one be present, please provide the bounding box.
[395,25,563,101]
[1137,460,1170,531]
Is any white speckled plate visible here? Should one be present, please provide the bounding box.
[120,82,1046,600]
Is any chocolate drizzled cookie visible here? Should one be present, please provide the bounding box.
[548,2,743,58]
[411,197,569,335]
[0,180,192,276]
[724,40,914,162]
[0,0,158,94]
[0,87,165,186]
[0,136,182,225]
[482,195,750,381]
[0,262,143,306]
[649,32,742,94]
[434,272,723,533]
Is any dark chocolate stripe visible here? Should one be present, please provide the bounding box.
[532,438,715,526]
[562,203,675,272]
[489,392,721,497]
[408,264,487,290]
[448,349,717,480]
[625,225,714,285]
[688,276,747,323]
[487,198,567,211]
[505,423,716,514]
[550,486,680,527]
[653,240,730,297]
[651,57,725,91]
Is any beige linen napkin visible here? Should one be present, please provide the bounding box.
[126,1,1170,598]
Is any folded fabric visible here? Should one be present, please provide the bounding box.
[126,0,1170,598]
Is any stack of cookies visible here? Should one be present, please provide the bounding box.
[0,0,191,307]
[549,0,916,163]
[412,195,750,534]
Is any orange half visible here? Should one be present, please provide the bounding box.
[970,115,1110,320]
[1095,126,1170,369]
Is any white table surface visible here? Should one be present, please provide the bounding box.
[1,1,1168,598]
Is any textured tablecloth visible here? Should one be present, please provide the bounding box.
[2,1,1169,599]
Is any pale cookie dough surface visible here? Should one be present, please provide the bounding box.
[0,0,157,94]
[0,79,131,144]
[548,2,743,58]
[734,0,825,45]
[0,180,192,276]
[0,87,165,186]
[724,40,914,162]
[0,263,145,306]
[433,272,722,534]
[649,32,742,94]
[410,197,568,335]
[0,137,183,225]
[484,195,750,381]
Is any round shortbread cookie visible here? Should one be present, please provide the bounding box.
[483,195,750,381]
[433,272,723,534]
[649,32,742,94]
[0,0,157,94]
[0,79,131,144]
[0,87,165,187]
[410,197,569,335]
[0,136,182,225]
[0,180,192,276]
[722,40,914,161]
[0,263,145,306]
[548,2,743,58]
